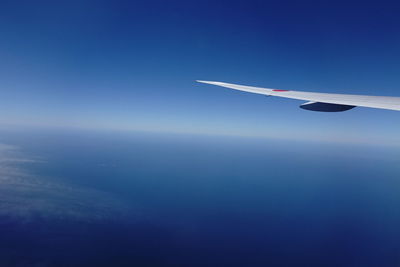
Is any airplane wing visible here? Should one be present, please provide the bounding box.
[197,80,400,112]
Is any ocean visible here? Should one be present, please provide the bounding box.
[0,127,399,266]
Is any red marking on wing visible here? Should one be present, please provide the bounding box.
[273,90,289,92]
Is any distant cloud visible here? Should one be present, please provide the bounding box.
[0,144,137,222]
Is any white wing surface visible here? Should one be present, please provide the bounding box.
[197,80,400,112]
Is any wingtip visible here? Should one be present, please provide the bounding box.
[196,80,221,85]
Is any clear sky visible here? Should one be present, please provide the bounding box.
[1,0,400,145]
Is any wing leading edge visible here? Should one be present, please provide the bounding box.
[197,80,400,112]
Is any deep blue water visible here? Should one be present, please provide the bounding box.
[0,128,399,266]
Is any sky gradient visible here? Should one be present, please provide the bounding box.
[1,0,400,145]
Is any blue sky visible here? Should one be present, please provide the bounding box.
[1,0,400,145]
